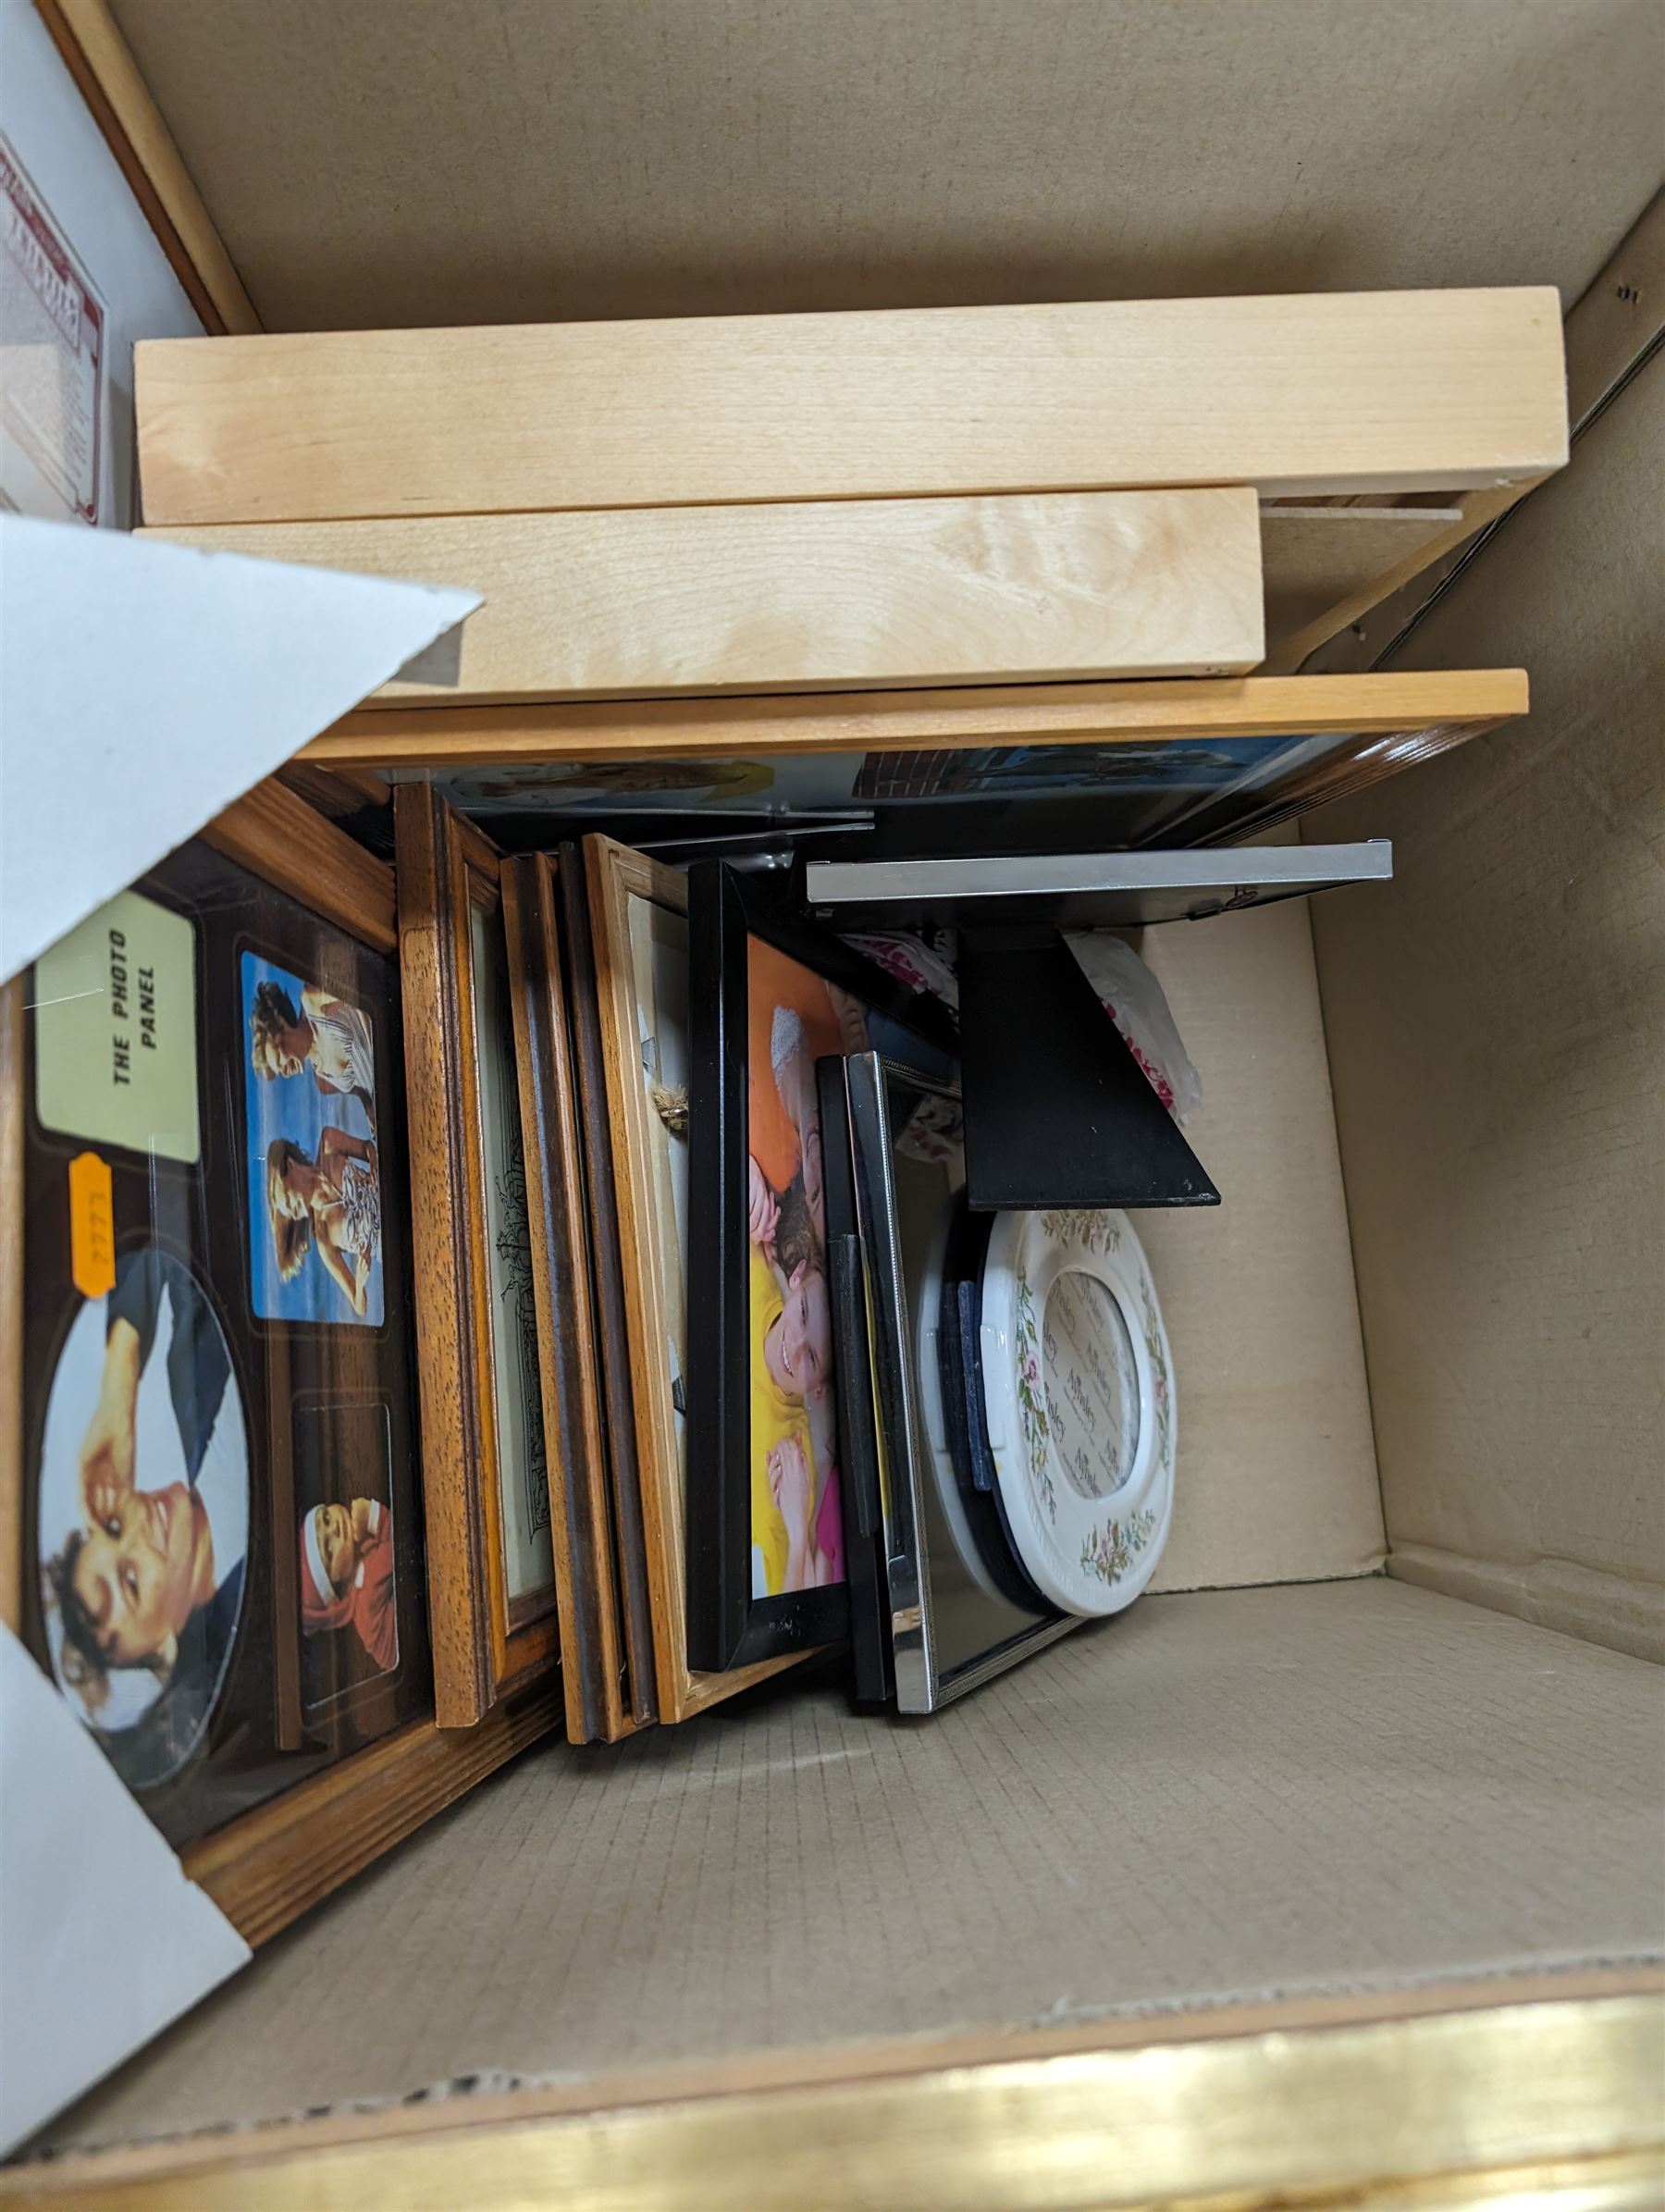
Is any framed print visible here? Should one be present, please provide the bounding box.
[584,836,807,1722]
[500,852,643,1744]
[4,779,558,1946]
[843,727,1444,847]
[826,1053,1079,1713]
[552,843,658,1726]
[395,786,557,1726]
[684,859,958,1673]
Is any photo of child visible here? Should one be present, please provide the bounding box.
[746,938,865,1599]
[36,1249,250,1791]
[293,1403,400,1715]
[242,952,384,1325]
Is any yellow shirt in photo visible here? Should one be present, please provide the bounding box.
[749,1242,812,1598]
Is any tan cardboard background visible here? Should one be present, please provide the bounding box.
[109,0,1661,332]
[41,1580,1665,2154]
[1307,358,1665,1661]
[1141,883,1385,1592]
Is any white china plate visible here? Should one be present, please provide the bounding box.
[979,1209,1174,1616]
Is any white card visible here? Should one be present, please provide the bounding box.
[0,1625,252,2154]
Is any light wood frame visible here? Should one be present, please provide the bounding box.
[584,836,805,1723]
[140,486,1267,705]
[394,786,559,1726]
[308,670,1529,858]
[303,668,1527,784]
[500,854,641,1744]
[22,2,1572,651]
[2,779,561,1946]
[131,290,1567,527]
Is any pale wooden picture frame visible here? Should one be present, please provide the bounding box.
[395,786,559,1726]
[584,834,807,1723]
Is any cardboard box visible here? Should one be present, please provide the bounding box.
[3,6,1659,2202]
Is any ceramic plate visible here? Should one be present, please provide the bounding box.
[980,1209,1174,1616]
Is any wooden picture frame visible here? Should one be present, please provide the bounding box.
[551,844,659,1726]
[2,777,560,1946]
[500,852,645,1743]
[684,859,958,1673]
[394,786,559,1727]
[584,835,809,1723]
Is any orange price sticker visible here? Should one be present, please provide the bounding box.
[68,1152,117,1300]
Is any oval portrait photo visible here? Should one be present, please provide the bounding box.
[36,1247,250,1792]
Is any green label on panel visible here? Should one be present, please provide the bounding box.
[33,890,201,1165]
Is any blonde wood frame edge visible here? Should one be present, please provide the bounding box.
[394,791,559,1724]
[500,856,634,1744]
[9,1974,1660,2207]
[32,0,261,338]
[583,836,805,1723]
[130,289,1569,528]
[142,485,1268,705]
[306,670,1530,769]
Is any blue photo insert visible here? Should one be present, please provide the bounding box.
[241,951,383,1327]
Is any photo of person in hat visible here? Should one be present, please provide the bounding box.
[298,1494,398,1680]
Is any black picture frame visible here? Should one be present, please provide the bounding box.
[685,861,958,1671]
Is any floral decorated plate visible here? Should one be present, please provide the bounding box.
[979,1208,1174,1617]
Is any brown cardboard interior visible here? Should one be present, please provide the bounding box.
[107,0,1661,332]
[12,14,1662,2156]
[1309,355,1665,1662]
[1140,882,1384,1594]
[42,1577,1665,2154]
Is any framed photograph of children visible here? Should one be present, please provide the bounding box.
[585,836,818,1721]
[4,776,561,1950]
[685,859,958,1672]
[394,786,558,1726]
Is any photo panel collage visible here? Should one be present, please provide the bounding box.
[20,840,430,1847]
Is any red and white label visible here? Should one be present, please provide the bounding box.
[0,135,105,524]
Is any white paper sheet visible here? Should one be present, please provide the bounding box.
[0,514,480,983]
[0,1625,252,2155]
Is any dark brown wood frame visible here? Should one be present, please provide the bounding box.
[0,778,561,1946]
[394,786,560,1726]
[500,853,643,1743]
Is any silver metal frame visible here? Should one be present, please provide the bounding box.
[807,840,1392,929]
[842,1053,1077,1712]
